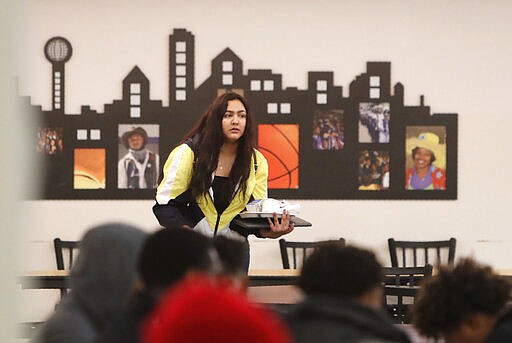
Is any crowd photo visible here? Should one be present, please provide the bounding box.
[312,109,345,150]
[358,150,390,190]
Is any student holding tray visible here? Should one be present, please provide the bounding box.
[153,92,294,267]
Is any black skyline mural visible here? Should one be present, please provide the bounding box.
[23,28,458,200]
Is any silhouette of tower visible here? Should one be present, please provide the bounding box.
[44,37,72,113]
[169,29,194,106]
[123,66,150,119]
[212,48,244,95]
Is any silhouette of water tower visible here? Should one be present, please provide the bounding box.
[44,37,72,112]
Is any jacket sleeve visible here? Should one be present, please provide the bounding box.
[152,198,194,229]
[245,150,269,238]
[153,144,195,228]
[252,149,269,200]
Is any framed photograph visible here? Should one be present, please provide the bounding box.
[258,124,299,189]
[73,148,106,189]
[117,124,160,189]
[313,109,344,150]
[405,126,446,190]
[359,102,390,143]
[358,150,390,191]
[37,127,63,155]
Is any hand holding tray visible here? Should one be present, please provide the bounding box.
[233,212,312,229]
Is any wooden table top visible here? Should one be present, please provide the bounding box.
[20,269,300,277]
[17,267,512,288]
[248,269,299,276]
[17,268,301,289]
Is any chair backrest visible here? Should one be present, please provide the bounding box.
[388,238,456,267]
[382,264,433,286]
[279,238,345,269]
[53,238,80,298]
[382,265,431,325]
[53,238,80,270]
[383,285,419,324]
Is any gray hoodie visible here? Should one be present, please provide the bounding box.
[33,223,147,343]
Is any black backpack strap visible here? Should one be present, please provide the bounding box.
[184,135,199,155]
[253,150,258,173]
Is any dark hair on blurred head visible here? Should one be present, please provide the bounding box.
[137,228,214,291]
[213,236,248,277]
[412,258,512,338]
[142,275,292,343]
[298,242,383,297]
[183,92,255,200]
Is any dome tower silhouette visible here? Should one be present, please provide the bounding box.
[44,37,72,112]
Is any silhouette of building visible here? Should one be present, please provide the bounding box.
[26,28,457,200]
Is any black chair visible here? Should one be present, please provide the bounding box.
[279,238,345,269]
[53,238,80,297]
[383,285,419,324]
[388,238,456,267]
[17,239,79,339]
[382,264,433,324]
[382,264,433,286]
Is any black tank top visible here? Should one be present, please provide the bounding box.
[212,176,231,214]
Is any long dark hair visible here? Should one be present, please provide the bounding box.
[183,92,255,201]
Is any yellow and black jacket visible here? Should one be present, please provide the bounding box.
[153,137,268,238]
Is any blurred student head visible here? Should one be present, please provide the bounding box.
[212,236,249,290]
[142,276,292,343]
[298,242,384,310]
[413,258,512,343]
[93,228,219,343]
[136,227,217,295]
[36,222,147,343]
[70,222,147,325]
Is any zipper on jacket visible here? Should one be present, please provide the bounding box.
[213,213,221,236]
[207,191,222,236]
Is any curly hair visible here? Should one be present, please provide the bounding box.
[298,242,383,297]
[412,258,512,338]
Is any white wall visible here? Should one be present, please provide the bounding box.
[10,0,512,324]
[3,1,32,340]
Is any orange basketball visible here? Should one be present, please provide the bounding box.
[258,124,299,189]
